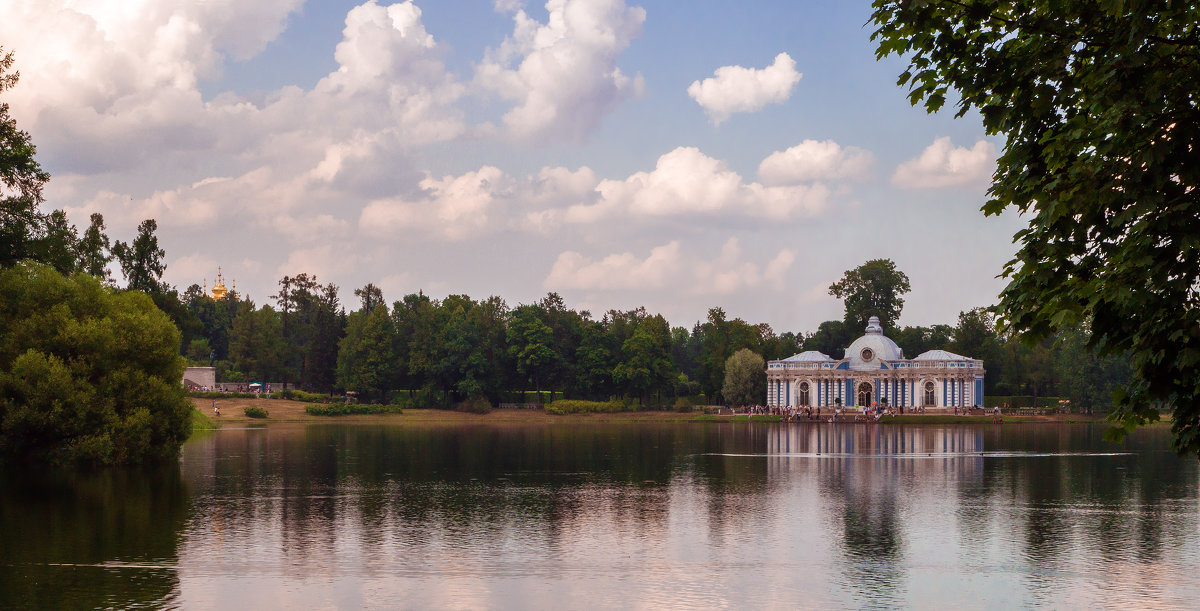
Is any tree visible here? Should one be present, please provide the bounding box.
[354,283,384,312]
[829,259,911,332]
[507,304,558,396]
[0,47,51,269]
[229,306,287,383]
[722,348,766,407]
[112,219,166,294]
[0,263,192,465]
[37,210,78,274]
[336,304,395,402]
[76,213,113,281]
[613,314,674,405]
[870,1,1200,453]
[805,320,853,357]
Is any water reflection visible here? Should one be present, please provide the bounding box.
[0,465,188,609]
[2,422,1198,608]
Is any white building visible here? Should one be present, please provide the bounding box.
[766,316,985,409]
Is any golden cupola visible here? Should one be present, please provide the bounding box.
[210,267,232,300]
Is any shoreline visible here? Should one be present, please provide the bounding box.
[191,397,1123,428]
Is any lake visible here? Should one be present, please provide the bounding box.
[2,421,1198,609]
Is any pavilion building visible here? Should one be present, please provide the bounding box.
[766,316,985,410]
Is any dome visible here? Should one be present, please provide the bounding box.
[843,316,904,370]
[914,349,971,361]
[783,350,834,362]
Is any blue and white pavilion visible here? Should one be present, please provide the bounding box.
[766,316,985,409]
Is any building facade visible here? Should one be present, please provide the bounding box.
[766,316,985,409]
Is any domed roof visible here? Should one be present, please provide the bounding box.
[914,349,971,361]
[783,350,834,362]
[843,316,904,370]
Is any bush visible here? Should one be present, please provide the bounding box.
[0,264,192,465]
[544,399,623,415]
[188,391,258,399]
[274,389,329,403]
[457,395,493,414]
[243,406,269,418]
[305,403,403,416]
[673,397,696,413]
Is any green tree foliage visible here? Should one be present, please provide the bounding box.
[722,348,766,407]
[336,304,395,402]
[871,1,1200,453]
[829,259,911,332]
[112,219,166,294]
[0,263,191,465]
[273,274,345,391]
[0,47,53,269]
[614,314,674,403]
[507,304,559,395]
[805,320,853,357]
[229,305,287,383]
[76,213,113,281]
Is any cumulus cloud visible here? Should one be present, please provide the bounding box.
[359,167,510,240]
[475,0,646,142]
[891,137,996,189]
[692,239,795,295]
[563,146,830,223]
[687,52,802,124]
[758,139,873,185]
[545,239,795,295]
[2,0,462,180]
[545,241,682,291]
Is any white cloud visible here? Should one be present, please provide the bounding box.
[758,139,873,185]
[359,166,509,240]
[545,242,682,290]
[891,137,996,189]
[562,146,830,223]
[475,0,646,143]
[546,239,796,295]
[687,52,802,124]
[692,238,795,295]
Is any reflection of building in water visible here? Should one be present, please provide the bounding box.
[766,425,985,456]
[766,316,985,409]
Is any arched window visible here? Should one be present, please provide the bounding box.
[798,381,810,406]
[924,381,936,406]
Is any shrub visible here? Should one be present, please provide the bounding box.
[673,397,696,413]
[188,391,258,399]
[0,264,192,465]
[544,399,623,415]
[274,389,329,403]
[305,403,403,416]
[458,395,493,414]
[243,406,269,418]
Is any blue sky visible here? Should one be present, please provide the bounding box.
[1,0,1021,333]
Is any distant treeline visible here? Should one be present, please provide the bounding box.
[2,199,1133,410]
[171,280,1131,411]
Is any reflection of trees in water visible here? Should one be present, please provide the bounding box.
[183,424,733,572]
[961,423,1196,598]
[0,465,188,609]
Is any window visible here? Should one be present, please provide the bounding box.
[924,381,936,406]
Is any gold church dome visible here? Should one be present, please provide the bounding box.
[210,267,233,300]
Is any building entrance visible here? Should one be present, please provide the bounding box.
[857,382,873,407]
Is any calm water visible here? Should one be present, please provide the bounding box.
[2,422,1198,609]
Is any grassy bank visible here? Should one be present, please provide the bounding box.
[189,397,1117,428]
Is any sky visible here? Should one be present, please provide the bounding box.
[0,0,1025,334]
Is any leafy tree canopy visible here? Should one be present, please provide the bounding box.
[870,0,1200,454]
[0,263,192,465]
[722,348,766,407]
[829,259,911,332]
